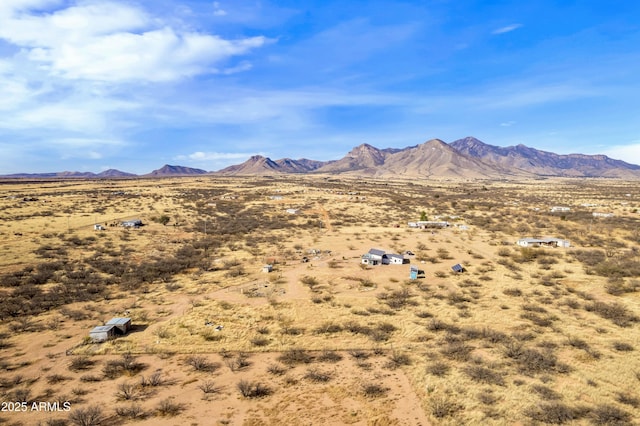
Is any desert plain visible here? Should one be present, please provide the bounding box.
[0,175,639,425]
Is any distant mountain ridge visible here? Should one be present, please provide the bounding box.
[2,138,639,179]
[450,137,640,178]
[145,164,208,176]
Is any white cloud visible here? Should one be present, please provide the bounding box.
[213,2,227,16]
[0,1,270,83]
[177,151,258,161]
[492,24,522,35]
[500,121,516,127]
[600,143,640,166]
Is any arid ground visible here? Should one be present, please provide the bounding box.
[0,176,639,425]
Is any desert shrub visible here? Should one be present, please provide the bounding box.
[377,288,416,309]
[115,382,139,401]
[316,351,342,363]
[478,389,499,405]
[237,380,272,398]
[463,365,505,386]
[277,349,314,365]
[156,398,184,416]
[267,364,287,375]
[281,325,305,335]
[47,374,71,384]
[615,392,640,408]
[10,387,31,403]
[69,356,96,372]
[590,404,632,425]
[198,380,221,394]
[314,322,343,334]
[225,353,252,372]
[362,383,388,398]
[386,352,411,369]
[497,247,511,257]
[68,405,104,426]
[440,342,473,362]
[585,301,638,327]
[349,350,370,360]
[304,368,332,383]
[512,347,570,375]
[427,361,451,377]
[520,312,555,327]
[605,277,640,295]
[185,355,220,372]
[44,419,69,426]
[531,384,562,400]
[481,328,508,344]
[115,403,146,420]
[570,249,606,266]
[103,353,146,379]
[300,275,320,289]
[525,402,585,424]
[430,396,462,418]
[612,341,634,352]
[567,336,590,350]
[140,371,164,387]
[250,336,270,347]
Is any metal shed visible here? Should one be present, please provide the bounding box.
[89,325,116,342]
[106,317,132,334]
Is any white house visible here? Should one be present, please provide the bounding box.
[517,238,570,248]
[550,206,571,212]
[362,249,406,265]
[361,248,385,265]
[286,208,299,214]
[383,253,406,265]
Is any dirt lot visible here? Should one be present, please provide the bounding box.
[0,176,639,425]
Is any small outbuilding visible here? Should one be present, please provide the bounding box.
[106,317,132,334]
[451,264,465,273]
[89,317,132,342]
[89,325,116,342]
[122,219,142,228]
[262,264,273,273]
[410,265,419,279]
[517,238,570,248]
[383,253,406,265]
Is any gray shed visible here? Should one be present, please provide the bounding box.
[89,325,116,342]
[106,317,132,334]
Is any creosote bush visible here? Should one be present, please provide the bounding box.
[237,380,272,398]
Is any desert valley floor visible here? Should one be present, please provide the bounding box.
[0,175,639,425]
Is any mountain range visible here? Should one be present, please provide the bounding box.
[3,137,639,179]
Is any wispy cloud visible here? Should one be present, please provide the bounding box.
[599,142,640,166]
[492,24,522,35]
[0,1,271,83]
[213,2,227,16]
[500,121,516,127]
[176,151,260,161]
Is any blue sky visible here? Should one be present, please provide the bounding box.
[1,0,640,174]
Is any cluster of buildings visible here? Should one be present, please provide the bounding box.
[361,248,408,266]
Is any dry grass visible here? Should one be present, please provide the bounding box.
[0,176,639,424]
